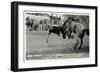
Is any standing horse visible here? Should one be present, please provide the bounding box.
[63,17,89,49]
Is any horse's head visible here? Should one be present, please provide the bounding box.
[61,25,71,39]
[61,17,74,39]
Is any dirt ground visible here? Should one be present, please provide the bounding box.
[26,31,89,60]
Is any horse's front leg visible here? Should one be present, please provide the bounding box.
[73,38,79,49]
[78,38,83,49]
[57,31,60,37]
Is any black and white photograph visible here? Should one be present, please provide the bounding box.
[24,11,89,60]
[11,1,97,71]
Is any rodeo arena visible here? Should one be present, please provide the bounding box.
[25,12,89,60]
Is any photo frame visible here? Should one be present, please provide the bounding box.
[11,1,98,72]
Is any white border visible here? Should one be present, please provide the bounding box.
[18,5,95,68]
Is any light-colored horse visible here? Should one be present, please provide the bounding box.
[64,17,89,49]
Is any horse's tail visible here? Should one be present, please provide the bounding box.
[79,29,89,39]
[83,28,89,36]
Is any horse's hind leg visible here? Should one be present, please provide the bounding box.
[78,38,83,49]
[78,30,85,49]
[46,32,51,43]
[73,38,79,49]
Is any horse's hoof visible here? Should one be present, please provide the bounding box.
[73,48,76,50]
[70,35,74,39]
[77,47,81,50]
[46,41,48,43]
[78,48,81,50]
[72,35,74,38]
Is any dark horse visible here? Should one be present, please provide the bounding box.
[63,17,89,49]
[46,25,67,43]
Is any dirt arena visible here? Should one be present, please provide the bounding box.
[26,31,89,60]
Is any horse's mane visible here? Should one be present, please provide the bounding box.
[63,19,69,26]
[63,17,74,26]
